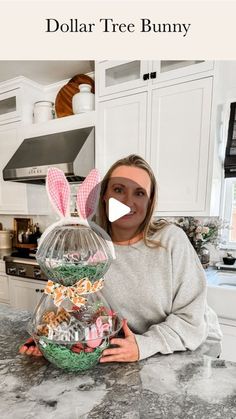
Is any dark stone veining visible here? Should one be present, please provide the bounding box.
[0,304,236,419]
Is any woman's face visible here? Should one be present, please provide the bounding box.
[104,165,151,234]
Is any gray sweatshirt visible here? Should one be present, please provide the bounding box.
[102,223,222,360]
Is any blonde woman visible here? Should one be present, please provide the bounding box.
[20,154,221,359]
[98,154,221,363]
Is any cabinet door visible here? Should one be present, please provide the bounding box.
[0,274,9,303]
[151,61,214,84]
[150,77,212,213]
[96,92,147,176]
[0,125,28,213]
[219,323,236,363]
[0,88,21,125]
[9,277,45,312]
[98,61,149,97]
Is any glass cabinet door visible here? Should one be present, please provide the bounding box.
[98,61,149,96]
[0,88,21,124]
[151,61,214,84]
[161,60,205,72]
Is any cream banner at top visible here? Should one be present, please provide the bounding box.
[0,0,236,59]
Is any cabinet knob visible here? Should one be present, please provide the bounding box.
[35,288,39,292]
[150,72,157,79]
[143,73,150,81]
[40,289,44,293]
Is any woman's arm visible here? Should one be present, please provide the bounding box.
[101,227,220,362]
[134,228,220,360]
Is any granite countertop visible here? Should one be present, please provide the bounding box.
[0,304,236,419]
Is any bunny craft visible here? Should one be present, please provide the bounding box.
[37,167,115,287]
[27,167,122,372]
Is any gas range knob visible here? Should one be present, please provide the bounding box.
[8,267,16,275]
[18,268,26,276]
[34,269,41,279]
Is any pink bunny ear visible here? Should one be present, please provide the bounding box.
[76,169,100,219]
[46,168,70,217]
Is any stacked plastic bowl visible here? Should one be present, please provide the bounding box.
[28,223,122,372]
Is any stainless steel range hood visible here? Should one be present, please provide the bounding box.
[3,127,95,184]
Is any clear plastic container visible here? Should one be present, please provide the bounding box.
[28,292,122,371]
[32,218,120,371]
[36,222,114,286]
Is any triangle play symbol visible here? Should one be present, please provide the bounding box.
[108,198,131,222]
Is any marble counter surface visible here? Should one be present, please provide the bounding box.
[0,304,236,419]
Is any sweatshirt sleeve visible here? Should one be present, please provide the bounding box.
[134,226,209,360]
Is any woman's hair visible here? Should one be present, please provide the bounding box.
[98,154,168,248]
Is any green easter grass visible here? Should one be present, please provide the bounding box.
[48,262,106,286]
[39,341,108,372]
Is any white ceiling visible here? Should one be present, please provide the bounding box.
[0,61,95,85]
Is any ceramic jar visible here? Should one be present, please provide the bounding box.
[33,101,54,123]
[0,230,13,249]
[72,84,95,114]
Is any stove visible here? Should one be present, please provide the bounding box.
[4,249,47,281]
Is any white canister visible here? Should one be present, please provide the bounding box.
[0,230,13,249]
[72,84,95,114]
[33,101,54,123]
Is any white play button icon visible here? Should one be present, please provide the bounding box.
[108,198,131,222]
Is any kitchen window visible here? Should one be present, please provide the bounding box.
[221,100,236,248]
[222,178,236,248]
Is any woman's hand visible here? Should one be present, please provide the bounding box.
[19,337,43,357]
[100,319,139,363]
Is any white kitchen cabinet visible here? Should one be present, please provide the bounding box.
[0,261,9,304]
[9,276,45,312]
[97,60,214,98]
[151,77,213,213]
[96,92,147,176]
[0,77,43,126]
[219,319,236,363]
[0,88,21,125]
[0,124,28,213]
[98,61,149,97]
[0,275,9,304]
[206,278,236,362]
[0,122,50,214]
[96,70,215,214]
[151,61,214,85]
[0,77,51,215]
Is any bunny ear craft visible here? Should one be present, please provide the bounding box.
[46,168,71,218]
[76,169,101,219]
[45,167,100,220]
